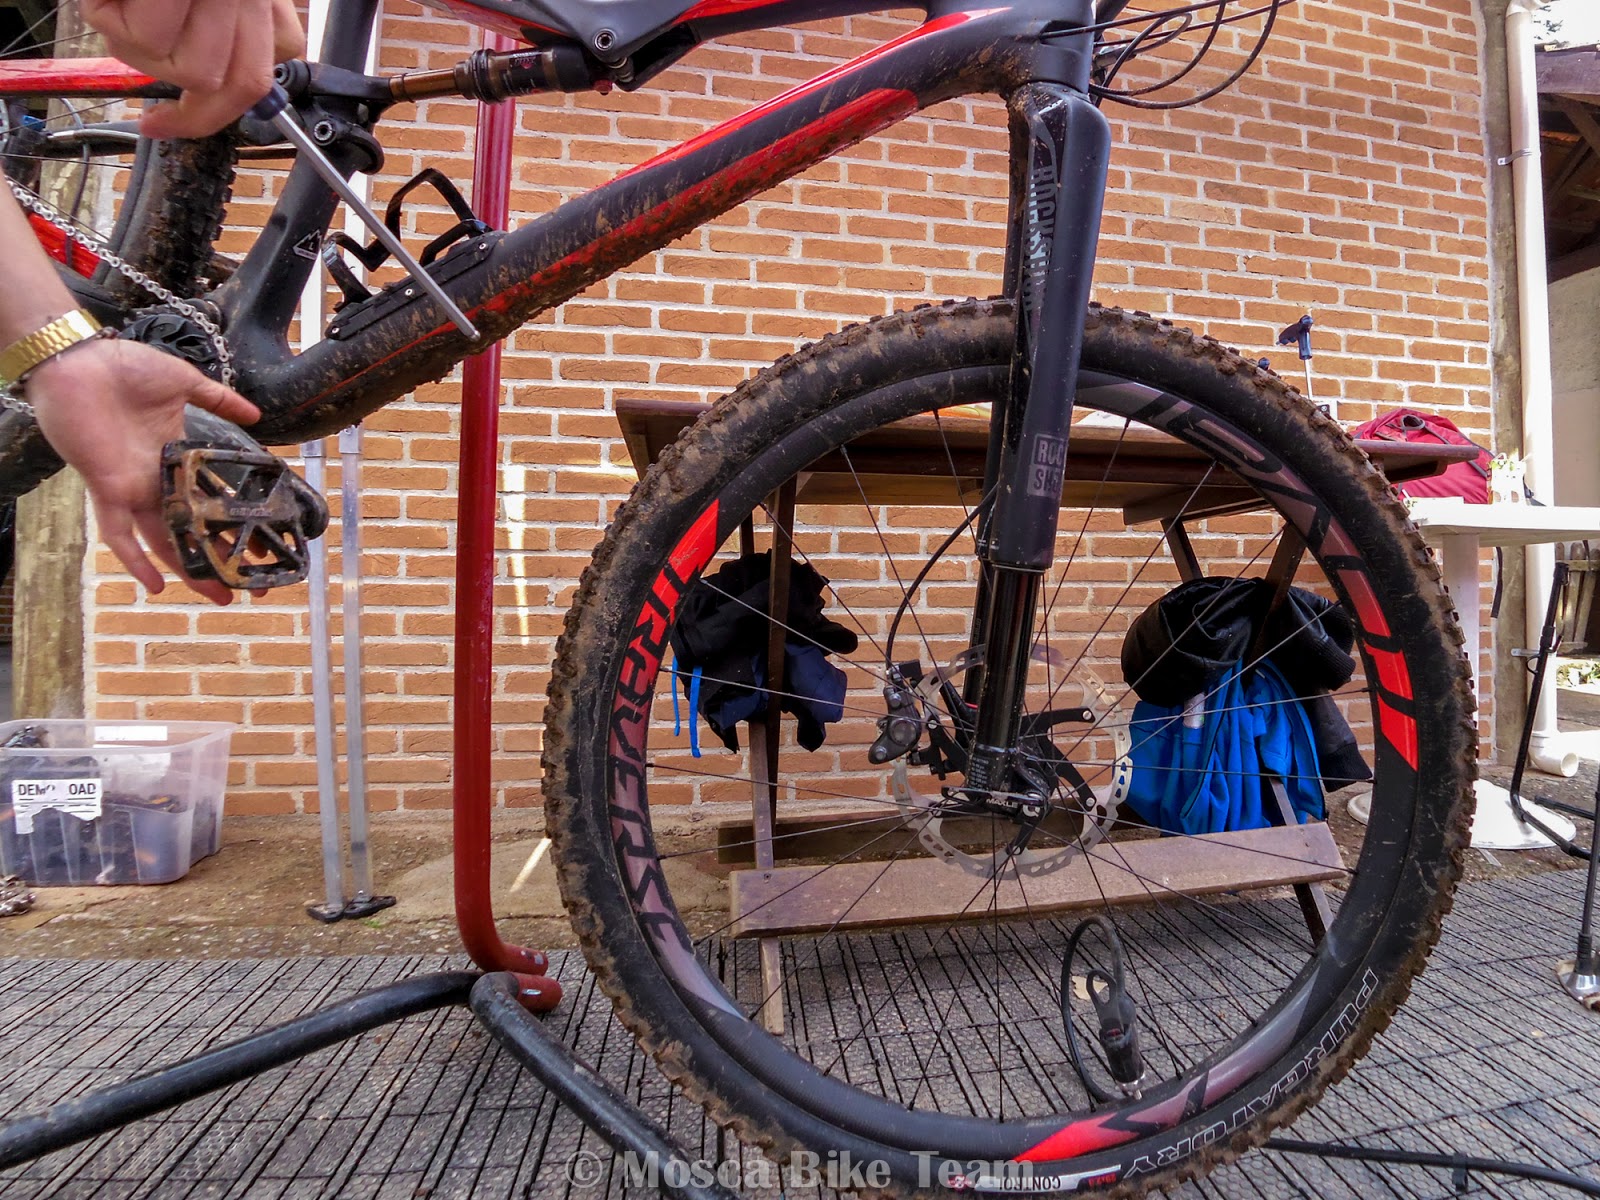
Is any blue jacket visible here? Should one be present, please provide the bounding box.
[1123,662,1324,835]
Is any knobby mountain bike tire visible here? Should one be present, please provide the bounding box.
[0,29,238,498]
[543,300,1476,1197]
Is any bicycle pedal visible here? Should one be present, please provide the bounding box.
[160,442,329,590]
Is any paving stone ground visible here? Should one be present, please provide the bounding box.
[0,867,1598,1199]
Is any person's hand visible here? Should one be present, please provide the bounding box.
[80,0,306,139]
[26,338,261,605]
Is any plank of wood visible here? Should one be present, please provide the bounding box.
[13,14,100,721]
[729,822,1345,938]
[715,806,919,865]
[1539,49,1600,103]
[615,399,1476,498]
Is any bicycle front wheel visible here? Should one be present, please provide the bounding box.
[544,300,1474,1196]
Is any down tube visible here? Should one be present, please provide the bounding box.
[236,4,1048,443]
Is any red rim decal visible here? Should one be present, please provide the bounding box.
[1368,645,1413,701]
[622,499,722,702]
[28,214,99,278]
[671,502,720,581]
[1337,567,1390,639]
[1016,1114,1138,1163]
[1377,699,1419,770]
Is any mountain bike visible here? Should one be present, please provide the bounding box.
[0,0,1476,1194]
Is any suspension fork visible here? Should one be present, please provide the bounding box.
[962,80,1110,801]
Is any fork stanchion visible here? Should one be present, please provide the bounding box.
[452,28,553,981]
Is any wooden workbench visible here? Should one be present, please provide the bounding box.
[618,398,1480,522]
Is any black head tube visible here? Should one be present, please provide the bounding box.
[1093,0,1137,21]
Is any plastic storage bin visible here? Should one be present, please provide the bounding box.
[0,720,233,886]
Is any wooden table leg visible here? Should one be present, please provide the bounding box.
[1250,527,1308,660]
[1168,520,1331,942]
[1267,775,1331,941]
[1253,527,1332,943]
[742,484,796,1034]
[1163,517,1202,583]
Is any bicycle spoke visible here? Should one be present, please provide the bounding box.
[839,442,946,677]
[0,1,66,59]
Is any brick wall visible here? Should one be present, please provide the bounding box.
[82,0,1493,814]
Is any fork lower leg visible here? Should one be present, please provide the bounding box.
[966,82,1110,792]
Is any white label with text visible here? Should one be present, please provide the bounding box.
[11,778,102,835]
[97,725,167,743]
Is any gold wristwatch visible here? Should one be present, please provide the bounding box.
[0,309,111,397]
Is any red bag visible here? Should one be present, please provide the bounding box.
[1350,408,1491,503]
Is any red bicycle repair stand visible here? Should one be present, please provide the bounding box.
[450,31,560,996]
[447,41,738,1200]
[0,46,733,1195]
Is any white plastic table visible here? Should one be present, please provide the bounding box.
[1405,499,1600,848]
[1406,498,1600,702]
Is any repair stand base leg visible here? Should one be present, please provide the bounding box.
[307,894,398,924]
[1557,762,1600,1008]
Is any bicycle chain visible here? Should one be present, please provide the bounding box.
[4,175,237,414]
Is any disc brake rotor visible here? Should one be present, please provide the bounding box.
[889,647,1127,879]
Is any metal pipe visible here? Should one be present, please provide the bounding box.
[1566,765,1600,988]
[303,438,345,917]
[470,974,734,1200]
[298,0,345,922]
[339,424,374,901]
[0,972,479,1170]
[1505,0,1577,777]
[452,31,553,981]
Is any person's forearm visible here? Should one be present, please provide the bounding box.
[0,180,84,343]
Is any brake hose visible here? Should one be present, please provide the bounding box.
[1060,916,1143,1104]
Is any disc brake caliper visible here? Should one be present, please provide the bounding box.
[160,442,330,589]
[868,664,926,765]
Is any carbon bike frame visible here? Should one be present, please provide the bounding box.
[20,0,1117,797]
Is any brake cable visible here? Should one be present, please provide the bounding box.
[1060,915,1145,1103]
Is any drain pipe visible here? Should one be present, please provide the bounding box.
[1505,0,1577,777]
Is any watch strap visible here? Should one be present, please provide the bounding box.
[0,310,105,393]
